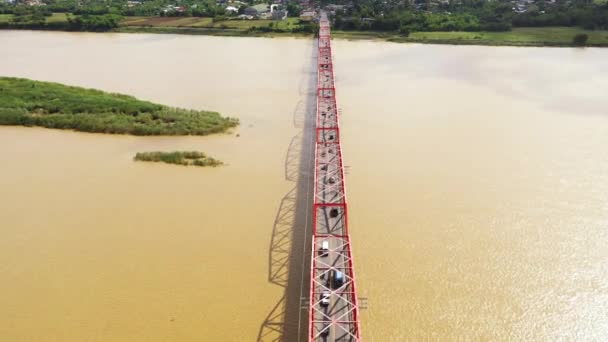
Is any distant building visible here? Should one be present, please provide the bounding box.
[272,9,287,20]
[299,10,316,21]
[162,4,185,13]
[326,4,345,14]
[244,3,270,18]
[225,6,239,13]
[24,0,44,6]
[243,7,257,17]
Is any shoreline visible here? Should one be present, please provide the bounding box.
[2,25,608,48]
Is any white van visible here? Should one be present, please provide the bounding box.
[320,240,329,257]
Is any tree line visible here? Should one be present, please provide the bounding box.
[1,0,235,18]
[329,0,608,33]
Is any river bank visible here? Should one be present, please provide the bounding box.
[334,27,608,47]
[107,25,608,47]
[2,13,608,47]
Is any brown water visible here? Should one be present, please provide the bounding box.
[1,31,608,341]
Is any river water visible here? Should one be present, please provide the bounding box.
[1,31,607,341]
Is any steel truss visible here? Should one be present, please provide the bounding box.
[308,12,361,342]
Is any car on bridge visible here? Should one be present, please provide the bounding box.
[320,240,329,257]
[321,291,330,307]
[328,270,344,289]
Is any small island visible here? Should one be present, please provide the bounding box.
[134,151,223,167]
[0,77,238,135]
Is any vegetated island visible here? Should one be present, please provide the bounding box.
[134,151,223,167]
[0,77,238,135]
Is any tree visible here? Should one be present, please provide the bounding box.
[573,33,589,46]
[286,2,300,18]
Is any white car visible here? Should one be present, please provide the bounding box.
[321,291,330,307]
[320,240,329,257]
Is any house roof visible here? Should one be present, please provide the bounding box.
[250,3,269,12]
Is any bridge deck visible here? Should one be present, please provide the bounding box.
[308,12,361,342]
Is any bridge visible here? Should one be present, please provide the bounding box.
[307,12,361,341]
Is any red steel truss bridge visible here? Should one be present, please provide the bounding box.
[307,11,361,342]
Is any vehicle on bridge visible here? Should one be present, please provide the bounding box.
[320,240,329,257]
[329,270,344,289]
[321,291,330,307]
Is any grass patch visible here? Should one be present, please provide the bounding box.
[0,77,238,135]
[334,27,608,47]
[46,13,69,23]
[120,16,149,26]
[114,25,311,38]
[119,16,303,32]
[134,151,222,167]
[122,16,213,27]
[403,27,608,46]
[211,18,300,30]
[189,17,215,27]
[0,14,13,24]
[0,13,68,24]
[332,30,396,40]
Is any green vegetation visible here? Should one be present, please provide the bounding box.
[67,14,122,31]
[573,33,589,45]
[330,0,608,33]
[0,8,315,34]
[120,16,316,34]
[332,26,608,47]
[406,27,608,46]
[0,0,313,33]
[0,77,238,135]
[134,151,223,167]
[121,16,213,27]
[0,10,121,31]
[1,0,607,47]
[46,12,69,23]
[0,14,12,23]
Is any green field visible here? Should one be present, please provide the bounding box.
[2,13,607,47]
[214,18,300,30]
[46,13,69,23]
[122,16,213,27]
[121,16,301,31]
[0,13,69,24]
[0,77,238,135]
[334,26,608,47]
[0,14,13,23]
[332,30,396,40]
[407,27,608,45]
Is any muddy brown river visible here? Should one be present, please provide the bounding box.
[1,30,607,341]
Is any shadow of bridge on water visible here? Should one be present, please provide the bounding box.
[257,42,318,342]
